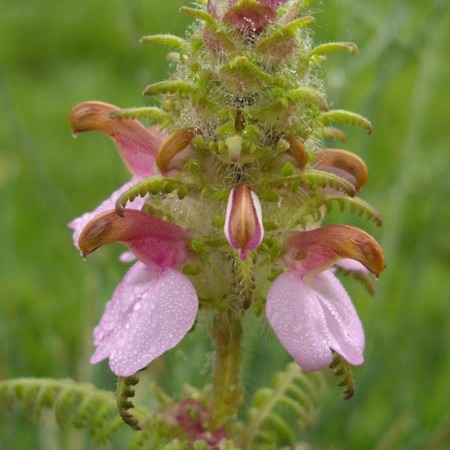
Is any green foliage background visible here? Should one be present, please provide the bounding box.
[0,0,449,448]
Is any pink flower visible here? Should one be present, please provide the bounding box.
[266,226,385,371]
[79,209,198,377]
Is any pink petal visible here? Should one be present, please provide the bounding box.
[90,262,198,377]
[266,270,365,370]
[336,258,370,274]
[266,271,333,371]
[78,209,192,269]
[307,271,365,366]
[70,101,165,177]
[68,177,145,249]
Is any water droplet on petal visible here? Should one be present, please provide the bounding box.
[134,301,142,311]
[133,286,144,299]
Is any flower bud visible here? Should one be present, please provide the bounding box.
[224,183,264,259]
[156,128,196,174]
[209,0,293,36]
[313,148,369,192]
[283,135,308,169]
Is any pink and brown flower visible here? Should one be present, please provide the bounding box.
[266,225,385,371]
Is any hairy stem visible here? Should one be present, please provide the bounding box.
[209,308,243,429]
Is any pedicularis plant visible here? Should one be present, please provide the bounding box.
[1,1,386,448]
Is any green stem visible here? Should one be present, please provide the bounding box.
[209,308,243,429]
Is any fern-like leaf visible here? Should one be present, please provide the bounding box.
[336,264,376,295]
[287,87,329,111]
[243,363,326,449]
[117,375,142,431]
[320,109,373,134]
[329,353,356,400]
[322,194,383,226]
[0,378,149,445]
[309,42,358,57]
[110,106,169,123]
[140,34,187,51]
[310,126,347,142]
[270,169,355,197]
[115,177,200,213]
[179,6,215,24]
[143,80,196,97]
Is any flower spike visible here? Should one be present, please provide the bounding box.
[68,0,387,425]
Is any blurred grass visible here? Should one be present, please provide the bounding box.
[0,0,449,449]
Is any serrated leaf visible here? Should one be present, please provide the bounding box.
[116,376,142,431]
[179,6,214,24]
[0,378,150,445]
[287,87,328,111]
[115,177,199,213]
[270,169,355,196]
[320,109,373,134]
[110,107,169,122]
[243,363,326,448]
[323,195,383,226]
[143,80,196,97]
[329,353,356,399]
[282,15,316,34]
[140,34,186,51]
[310,42,358,57]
